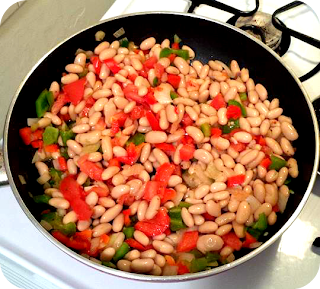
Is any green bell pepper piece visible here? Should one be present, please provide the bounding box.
[205,252,220,263]
[41,212,76,236]
[159,48,189,60]
[178,202,192,208]
[119,37,129,48]
[169,207,182,219]
[60,130,75,146]
[33,194,51,204]
[190,257,208,273]
[189,249,204,258]
[127,132,145,146]
[170,218,186,231]
[228,99,247,117]
[60,147,69,159]
[43,126,59,145]
[269,155,287,171]
[113,242,130,262]
[102,261,117,269]
[35,89,54,118]
[222,118,240,134]
[200,123,211,137]
[123,227,135,239]
[49,168,62,188]
[246,227,262,240]
[239,92,248,101]
[252,213,268,231]
[174,34,182,43]
[153,77,159,87]
[59,222,77,236]
[284,178,292,185]
[170,91,179,99]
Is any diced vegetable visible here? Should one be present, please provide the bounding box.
[205,252,220,263]
[167,74,181,89]
[33,194,51,204]
[227,174,245,187]
[49,168,62,188]
[125,238,153,251]
[242,232,257,248]
[221,232,242,251]
[145,110,162,131]
[153,76,159,87]
[239,92,248,101]
[177,231,199,252]
[41,212,76,237]
[190,257,207,273]
[113,242,130,262]
[252,213,268,231]
[60,130,75,146]
[260,157,272,169]
[19,127,43,145]
[178,202,192,208]
[200,123,211,137]
[228,99,247,117]
[173,34,181,43]
[35,89,54,117]
[226,105,242,119]
[43,126,59,145]
[123,227,135,239]
[103,58,121,74]
[102,261,117,269]
[63,77,86,105]
[154,163,176,185]
[127,132,145,146]
[269,155,287,171]
[180,144,195,161]
[210,93,226,110]
[159,47,189,60]
[170,91,179,99]
[222,118,240,134]
[119,37,129,48]
[169,207,186,231]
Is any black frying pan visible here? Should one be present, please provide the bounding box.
[3,13,319,281]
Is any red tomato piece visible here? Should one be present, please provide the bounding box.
[125,238,153,251]
[31,140,43,148]
[145,110,162,131]
[168,53,176,63]
[80,96,96,117]
[94,117,107,131]
[202,212,215,221]
[123,209,131,226]
[230,142,247,152]
[210,93,226,110]
[181,113,193,127]
[128,73,138,82]
[134,208,170,237]
[272,204,279,212]
[63,78,86,105]
[211,128,222,138]
[87,186,109,197]
[130,105,145,120]
[51,93,68,115]
[154,163,176,185]
[123,84,145,104]
[226,105,242,119]
[110,112,128,127]
[260,157,272,169]
[179,144,195,161]
[143,56,157,69]
[167,74,181,89]
[242,232,257,248]
[155,143,175,155]
[222,232,242,251]
[180,135,194,145]
[177,262,190,275]
[176,231,199,252]
[138,68,148,78]
[109,158,121,168]
[172,42,180,49]
[78,155,103,181]
[227,174,245,187]
[254,135,267,146]
[90,56,102,75]
[103,58,121,74]
[117,193,135,206]
[154,63,165,79]
[144,89,157,105]
[19,127,43,145]
[143,181,162,201]
[161,189,176,204]
[58,156,67,171]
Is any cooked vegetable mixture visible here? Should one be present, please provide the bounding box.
[19,34,299,276]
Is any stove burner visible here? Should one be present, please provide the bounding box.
[227,11,291,56]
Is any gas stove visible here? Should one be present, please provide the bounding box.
[1,1,320,289]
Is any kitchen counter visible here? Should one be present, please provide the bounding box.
[0,0,115,139]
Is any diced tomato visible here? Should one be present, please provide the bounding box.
[168,53,176,63]
[202,212,215,221]
[59,112,71,122]
[87,186,109,197]
[123,209,131,226]
[242,232,257,248]
[210,93,226,110]
[227,174,246,187]
[51,93,68,115]
[103,58,121,74]
[130,105,145,120]
[19,127,43,145]
[125,238,153,251]
[143,181,162,201]
[167,74,181,89]
[58,156,67,171]
[177,262,190,275]
[272,204,279,212]
[78,155,103,181]
[164,228,171,236]
[110,112,128,127]
[123,84,145,104]
[154,63,165,79]
[63,78,86,105]
[80,96,96,117]
[181,113,193,127]
[260,157,272,169]
[144,89,157,105]
[211,128,222,138]
[90,56,102,75]
[172,42,180,50]
[134,208,170,237]
[180,135,194,145]
[138,68,148,78]
[94,117,107,131]
[143,56,157,69]
[253,135,267,146]
[173,164,182,177]
[230,142,247,152]
[226,105,241,119]
[109,158,120,168]
[31,140,43,148]
[179,144,195,161]
[161,188,176,204]
[222,232,242,251]
[52,230,70,245]
[43,144,59,153]
[155,143,175,155]
[53,230,90,251]
[128,73,138,82]
[154,163,176,185]
[71,230,92,251]
[60,175,92,220]
[176,231,199,252]
[117,193,135,206]
[261,145,273,156]
[145,110,162,131]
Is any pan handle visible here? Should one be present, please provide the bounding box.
[0,140,9,186]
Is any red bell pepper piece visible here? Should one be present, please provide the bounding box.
[51,93,68,115]
[226,105,242,119]
[154,63,165,79]
[128,73,138,82]
[180,135,194,145]
[87,186,109,197]
[19,127,43,145]
[52,230,92,252]
[43,144,59,153]
[230,142,247,152]
[145,110,162,131]
[272,204,280,212]
[138,68,148,78]
[144,89,157,105]
[254,135,267,146]
[78,155,103,181]
[222,232,242,251]
[109,158,121,168]
[242,232,257,248]
[118,143,144,165]
[63,78,86,105]
[143,56,157,69]
[103,58,121,74]
[143,181,162,201]
[172,42,180,50]
[130,105,145,120]
[181,113,193,127]
[211,128,222,138]
[179,144,195,161]
[154,163,176,185]
[80,96,96,117]
[260,157,272,169]
[155,143,175,154]
[202,212,216,221]
[123,84,145,104]
[58,156,67,171]
[161,188,176,204]
[210,93,226,110]
[123,208,131,226]
[31,140,43,148]
[90,56,102,75]
[227,174,246,187]
[125,238,153,251]
[176,231,199,252]
[168,53,176,63]
[177,262,190,275]
[117,193,135,206]
[60,175,92,220]
[167,74,181,89]
[173,164,182,177]
[134,208,170,237]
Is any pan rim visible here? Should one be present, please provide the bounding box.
[3,11,319,282]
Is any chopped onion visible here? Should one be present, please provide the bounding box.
[154,83,173,104]
[90,257,102,265]
[27,118,39,126]
[40,220,52,231]
[214,60,234,78]
[18,175,26,185]
[249,242,263,249]
[37,173,51,185]
[226,253,236,263]
[162,265,178,276]
[176,252,195,263]
[95,31,105,42]
[82,142,101,154]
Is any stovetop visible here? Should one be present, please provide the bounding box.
[1,0,320,288]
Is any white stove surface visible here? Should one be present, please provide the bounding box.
[1,0,320,289]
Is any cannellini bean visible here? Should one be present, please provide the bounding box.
[140,37,156,50]
[174,57,189,75]
[233,131,252,143]
[195,185,210,199]
[211,136,230,150]
[102,166,120,180]
[215,212,236,226]
[287,158,298,178]
[93,223,112,237]
[131,259,154,273]
[168,175,182,187]
[100,204,123,223]
[215,224,233,236]
[145,131,167,143]
[280,137,294,156]
[49,198,70,210]
[265,184,278,206]
[265,137,283,155]
[236,201,251,224]
[125,250,141,261]
[145,196,160,220]
[217,107,228,125]
[276,167,289,186]
[265,170,278,183]
[137,200,148,221]
[188,204,206,215]
[197,234,224,253]
[278,185,290,213]
[186,126,204,143]
[153,240,174,254]
[254,183,266,203]
[134,230,149,247]
[255,83,268,100]
[254,203,272,220]
[194,149,213,164]
[199,221,218,233]
[281,121,298,141]
[85,191,98,207]
[181,207,194,227]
